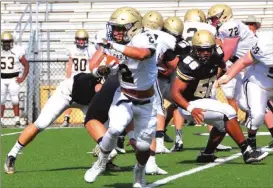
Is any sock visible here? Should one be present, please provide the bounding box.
[268,128,273,138]
[8,141,24,158]
[64,115,70,122]
[175,129,183,143]
[238,140,249,153]
[99,131,118,153]
[14,116,20,122]
[156,131,165,138]
[137,163,145,169]
[248,132,256,139]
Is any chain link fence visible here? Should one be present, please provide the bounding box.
[2,59,85,127]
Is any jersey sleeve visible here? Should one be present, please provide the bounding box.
[250,38,273,67]
[129,32,157,49]
[162,49,176,62]
[176,55,199,82]
[218,21,240,39]
[15,46,26,60]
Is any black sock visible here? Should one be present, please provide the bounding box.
[64,116,70,122]
[268,128,273,138]
[156,131,165,138]
[238,140,249,153]
[248,132,256,140]
[96,137,103,144]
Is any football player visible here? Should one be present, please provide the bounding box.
[182,8,232,152]
[1,32,29,127]
[218,32,273,150]
[84,7,177,187]
[4,30,108,174]
[156,16,189,153]
[171,30,268,163]
[207,4,268,148]
[61,29,95,127]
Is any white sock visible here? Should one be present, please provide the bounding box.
[14,116,20,122]
[8,141,24,158]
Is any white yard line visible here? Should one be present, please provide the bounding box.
[147,147,272,188]
[1,126,83,137]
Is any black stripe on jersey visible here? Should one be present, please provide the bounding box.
[176,68,194,82]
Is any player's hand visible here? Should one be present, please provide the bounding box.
[97,65,110,77]
[95,36,112,49]
[191,108,205,125]
[127,138,137,151]
[16,77,25,84]
[216,75,231,87]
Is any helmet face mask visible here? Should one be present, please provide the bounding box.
[107,7,142,44]
[192,30,216,64]
[207,12,224,28]
[1,32,14,51]
[75,29,89,49]
[207,4,233,28]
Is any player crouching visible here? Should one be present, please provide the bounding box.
[171,30,268,164]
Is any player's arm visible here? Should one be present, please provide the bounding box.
[221,37,240,62]
[218,51,254,85]
[171,63,204,124]
[17,56,29,83]
[66,58,73,78]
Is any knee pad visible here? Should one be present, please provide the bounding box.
[245,112,265,130]
[108,127,122,137]
[136,140,150,151]
[10,95,19,105]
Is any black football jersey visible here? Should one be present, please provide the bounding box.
[176,52,225,101]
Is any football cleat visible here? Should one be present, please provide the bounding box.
[145,160,168,175]
[155,138,171,154]
[196,151,218,163]
[92,144,100,157]
[84,153,107,183]
[170,141,184,152]
[106,161,121,172]
[133,164,146,188]
[4,155,16,174]
[243,148,269,164]
[164,133,174,143]
[115,136,126,154]
[216,144,232,151]
[247,137,257,150]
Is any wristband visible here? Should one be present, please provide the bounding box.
[112,42,126,53]
[186,105,194,113]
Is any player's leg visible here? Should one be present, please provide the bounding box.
[8,78,21,126]
[180,98,268,164]
[84,74,120,171]
[206,125,232,151]
[243,81,269,149]
[133,97,157,187]
[84,88,133,183]
[154,81,170,154]
[0,79,8,127]
[4,86,71,174]
[171,107,184,152]
[61,108,72,127]
[265,100,273,148]
[163,103,175,142]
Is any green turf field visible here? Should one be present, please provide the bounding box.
[1,126,273,188]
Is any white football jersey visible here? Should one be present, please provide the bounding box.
[1,45,25,74]
[183,22,217,45]
[245,32,273,90]
[67,45,97,76]
[120,30,176,90]
[217,19,258,58]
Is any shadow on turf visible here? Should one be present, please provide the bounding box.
[177,160,268,165]
[182,147,240,151]
[17,165,133,173]
[104,183,134,188]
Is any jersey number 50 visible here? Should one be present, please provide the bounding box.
[194,76,216,98]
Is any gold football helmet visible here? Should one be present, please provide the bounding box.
[75,29,89,49]
[184,9,206,23]
[207,4,233,27]
[163,16,183,39]
[142,11,164,30]
[107,7,142,43]
[1,31,14,51]
[192,30,216,63]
